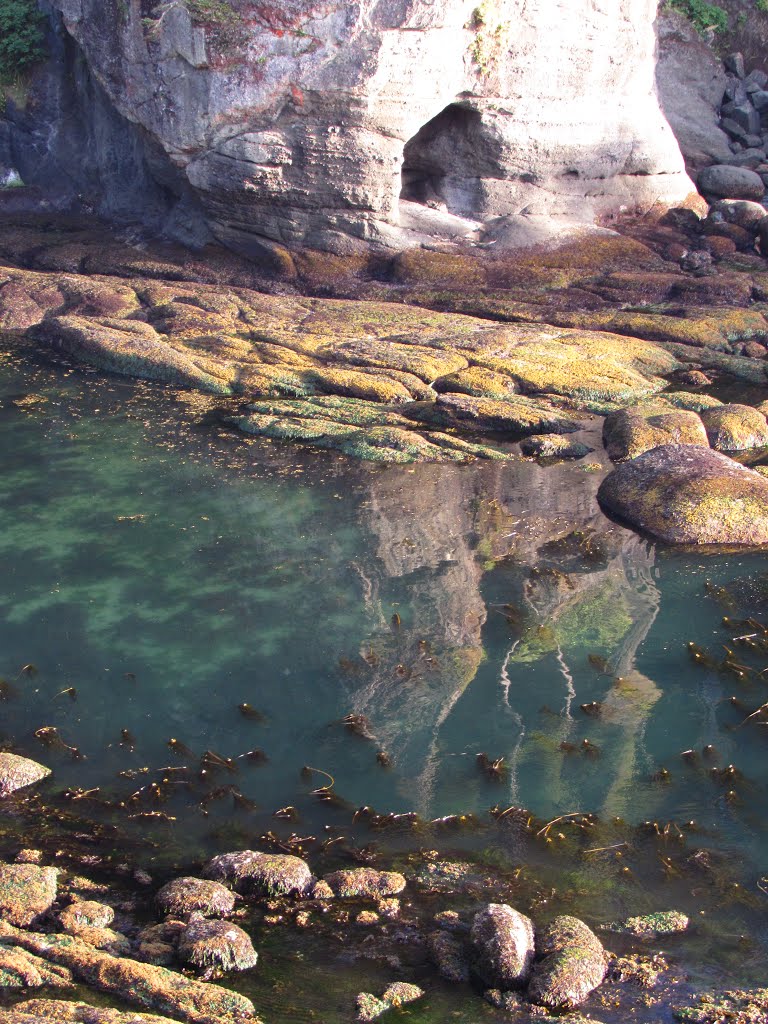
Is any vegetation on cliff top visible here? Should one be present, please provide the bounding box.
[0,0,45,80]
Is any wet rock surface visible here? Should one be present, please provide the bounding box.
[155,878,235,919]
[469,903,535,989]
[177,914,258,976]
[527,915,607,1010]
[0,754,51,798]
[323,868,406,899]
[203,851,312,897]
[0,865,58,928]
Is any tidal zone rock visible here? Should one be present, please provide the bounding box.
[155,878,235,918]
[203,850,312,898]
[177,915,257,975]
[0,754,51,797]
[597,444,768,544]
[323,868,406,898]
[527,915,606,1010]
[0,865,58,927]
[469,904,535,989]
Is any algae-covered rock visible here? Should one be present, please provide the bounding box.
[527,915,606,1010]
[177,914,258,975]
[58,902,114,931]
[603,407,708,462]
[323,868,406,898]
[355,992,390,1022]
[519,434,594,459]
[434,366,518,398]
[155,877,235,918]
[597,444,768,544]
[699,404,768,451]
[425,394,581,436]
[0,923,258,1022]
[0,947,73,989]
[203,850,312,897]
[10,999,188,1022]
[608,910,689,936]
[673,987,768,1023]
[0,754,51,797]
[427,930,470,983]
[469,903,535,989]
[0,865,58,927]
[59,926,130,957]
[381,982,424,1007]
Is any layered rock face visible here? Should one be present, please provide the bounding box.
[34,0,692,254]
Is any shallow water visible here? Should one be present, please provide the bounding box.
[0,344,766,1006]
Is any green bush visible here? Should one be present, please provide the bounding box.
[0,0,45,79]
[666,0,729,35]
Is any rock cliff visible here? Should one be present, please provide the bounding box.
[6,0,693,255]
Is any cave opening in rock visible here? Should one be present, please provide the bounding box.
[400,103,485,219]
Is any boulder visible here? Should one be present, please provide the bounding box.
[58,902,114,931]
[697,165,765,201]
[427,930,470,983]
[424,395,580,436]
[323,869,406,898]
[203,851,312,897]
[0,865,58,927]
[155,877,235,918]
[705,199,768,233]
[8,999,186,1022]
[0,947,73,989]
[528,915,606,1010]
[519,435,594,460]
[177,915,258,975]
[597,444,768,544]
[699,404,768,451]
[607,910,689,936]
[0,754,51,797]
[469,904,535,989]
[603,407,708,462]
[355,983,424,1022]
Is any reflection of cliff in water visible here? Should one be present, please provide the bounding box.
[342,458,663,820]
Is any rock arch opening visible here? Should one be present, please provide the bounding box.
[400,103,486,220]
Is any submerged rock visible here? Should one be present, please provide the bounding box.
[427,930,470,983]
[355,982,424,1021]
[323,868,406,899]
[0,865,58,927]
[469,903,535,989]
[204,850,312,898]
[155,877,235,918]
[0,753,51,797]
[519,434,594,460]
[608,910,689,937]
[527,915,606,1010]
[597,444,768,544]
[177,915,258,976]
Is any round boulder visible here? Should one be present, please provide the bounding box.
[603,408,708,463]
[0,753,50,797]
[698,165,765,201]
[203,850,312,897]
[323,868,406,898]
[597,443,768,544]
[469,903,535,989]
[177,914,258,975]
[59,900,114,930]
[528,915,606,1010]
[155,877,235,918]
[699,403,768,451]
[0,864,58,927]
[706,198,768,233]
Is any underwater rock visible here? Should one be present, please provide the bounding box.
[0,865,58,927]
[469,903,535,989]
[597,444,768,544]
[603,407,708,462]
[527,915,606,1010]
[699,404,768,451]
[672,987,768,1022]
[427,930,470,983]
[204,851,312,898]
[355,982,424,1021]
[323,869,406,898]
[177,914,257,976]
[0,923,259,1022]
[155,878,235,919]
[607,910,689,937]
[0,754,51,797]
[355,993,389,1022]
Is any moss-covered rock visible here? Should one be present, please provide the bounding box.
[469,903,535,989]
[519,434,594,459]
[527,915,606,1010]
[203,850,313,897]
[155,877,235,919]
[607,910,689,937]
[434,366,518,398]
[0,753,50,797]
[0,865,58,927]
[0,947,73,989]
[673,988,768,1023]
[699,404,768,451]
[603,407,708,462]
[58,901,114,931]
[323,868,406,898]
[597,444,768,544]
[177,914,258,975]
[424,394,581,436]
[7,1000,179,1023]
[427,930,470,983]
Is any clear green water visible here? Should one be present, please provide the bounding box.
[0,345,767,1005]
